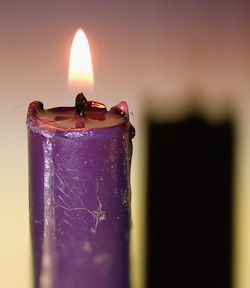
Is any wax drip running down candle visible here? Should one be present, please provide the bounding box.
[27,28,135,288]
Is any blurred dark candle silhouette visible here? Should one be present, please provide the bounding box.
[147,114,234,288]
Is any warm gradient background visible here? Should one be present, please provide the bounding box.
[0,0,250,287]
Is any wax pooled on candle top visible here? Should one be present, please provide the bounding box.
[28,100,129,130]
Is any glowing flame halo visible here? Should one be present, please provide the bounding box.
[68,28,94,90]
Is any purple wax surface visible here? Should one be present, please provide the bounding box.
[27,100,134,288]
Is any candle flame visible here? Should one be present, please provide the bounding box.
[68,28,94,89]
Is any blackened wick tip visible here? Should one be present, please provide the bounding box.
[75,93,87,116]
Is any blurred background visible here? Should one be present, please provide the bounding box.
[0,0,250,287]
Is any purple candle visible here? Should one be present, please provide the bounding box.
[27,29,135,288]
[27,96,134,288]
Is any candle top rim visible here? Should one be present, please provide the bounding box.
[26,101,134,139]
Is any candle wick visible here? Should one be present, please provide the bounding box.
[75,92,87,117]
